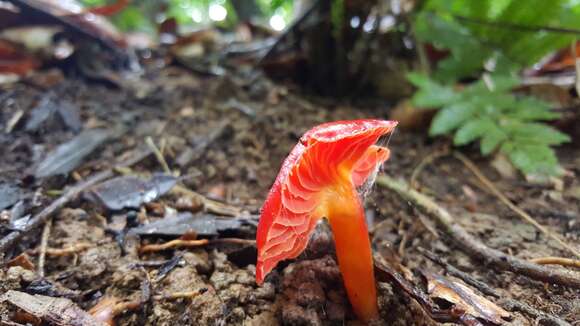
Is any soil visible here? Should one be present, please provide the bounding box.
[0,62,579,325]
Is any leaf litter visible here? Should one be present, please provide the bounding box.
[0,51,578,326]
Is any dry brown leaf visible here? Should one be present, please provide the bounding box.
[425,272,510,325]
[6,253,35,271]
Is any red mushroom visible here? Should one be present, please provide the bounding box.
[256,119,397,322]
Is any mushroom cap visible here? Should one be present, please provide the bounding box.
[256,119,397,283]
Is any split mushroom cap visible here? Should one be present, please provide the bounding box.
[256,119,397,283]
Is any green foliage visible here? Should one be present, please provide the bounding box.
[79,0,294,31]
[419,0,580,69]
[331,0,345,39]
[408,73,570,175]
[408,0,578,176]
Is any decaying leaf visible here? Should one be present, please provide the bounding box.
[34,129,110,178]
[425,272,510,325]
[6,253,35,270]
[0,182,21,211]
[128,212,248,237]
[88,174,177,211]
[1,290,106,326]
[25,95,82,132]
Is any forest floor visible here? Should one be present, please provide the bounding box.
[0,62,579,325]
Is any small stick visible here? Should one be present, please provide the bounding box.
[29,242,92,257]
[530,257,580,269]
[139,239,209,253]
[172,185,241,216]
[419,248,499,298]
[452,151,580,259]
[376,175,580,288]
[0,149,151,261]
[398,219,420,258]
[37,218,52,277]
[139,238,255,254]
[409,148,449,189]
[145,137,172,175]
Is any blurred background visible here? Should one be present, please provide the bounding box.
[2,0,579,179]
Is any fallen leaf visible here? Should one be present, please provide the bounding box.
[425,272,510,325]
[0,182,21,211]
[34,129,110,178]
[25,95,82,132]
[128,212,248,237]
[6,253,35,270]
[88,174,177,211]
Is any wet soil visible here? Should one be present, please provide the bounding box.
[0,64,579,325]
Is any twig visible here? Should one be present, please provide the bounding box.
[420,248,571,326]
[376,175,580,288]
[419,248,499,297]
[499,300,571,326]
[409,148,449,189]
[452,151,580,259]
[374,255,478,325]
[37,218,52,277]
[139,238,254,254]
[172,185,241,216]
[139,239,209,254]
[145,137,172,175]
[0,149,151,261]
[29,242,92,257]
[530,257,580,269]
[398,219,420,258]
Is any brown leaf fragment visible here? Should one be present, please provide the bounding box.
[6,253,35,270]
[424,272,510,325]
[1,290,106,326]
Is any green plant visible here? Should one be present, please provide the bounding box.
[408,73,569,175]
[408,0,579,176]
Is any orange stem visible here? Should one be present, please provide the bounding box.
[327,185,378,322]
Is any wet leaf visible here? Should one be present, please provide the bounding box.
[25,96,83,132]
[425,272,510,325]
[128,212,246,237]
[34,129,110,178]
[0,182,21,211]
[88,174,177,211]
